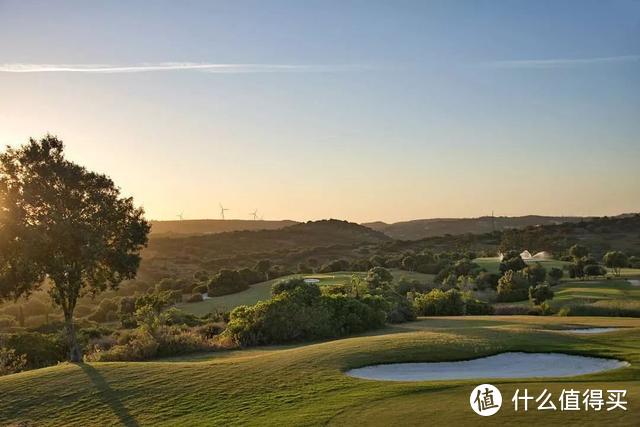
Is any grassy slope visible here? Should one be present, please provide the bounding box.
[1,316,639,426]
[178,269,434,316]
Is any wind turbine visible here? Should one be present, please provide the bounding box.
[176,212,184,221]
[249,209,258,221]
[219,203,229,220]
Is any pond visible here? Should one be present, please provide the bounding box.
[346,352,629,382]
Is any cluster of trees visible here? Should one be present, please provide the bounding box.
[226,268,417,346]
[413,289,492,316]
[203,260,291,297]
[565,245,632,279]
[495,251,561,306]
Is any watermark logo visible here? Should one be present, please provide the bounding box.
[470,383,502,416]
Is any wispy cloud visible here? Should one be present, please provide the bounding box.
[0,62,365,74]
[482,54,640,69]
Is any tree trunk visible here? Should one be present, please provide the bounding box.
[64,312,82,362]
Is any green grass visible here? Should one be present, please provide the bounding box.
[178,269,434,316]
[1,316,639,426]
[552,279,640,305]
[495,278,640,311]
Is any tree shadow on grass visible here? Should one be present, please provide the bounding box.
[77,363,139,427]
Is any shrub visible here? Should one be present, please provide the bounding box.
[496,270,529,302]
[161,308,202,327]
[226,282,386,346]
[523,263,546,285]
[1,331,66,369]
[465,299,494,315]
[195,322,226,339]
[395,278,431,295]
[155,326,222,357]
[208,270,248,297]
[499,251,526,273]
[548,267,564,284]
[382,294,416,323]
[584,264,607,279]
[414,289,465,316]
[0,347,28,376]
[86,329,158,362]
[475,272,500,290]
[529,283,554,305]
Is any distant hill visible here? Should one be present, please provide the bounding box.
[141,219,390,280]
[149,219,298,236]
[364,215,588,240]
[379,214,640,259]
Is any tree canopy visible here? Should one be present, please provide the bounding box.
[0,136,150,360]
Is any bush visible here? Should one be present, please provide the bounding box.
[208,270,249,297]
[523,263,546,285]
[1,331,66,369]
[0,347,28,376]
[155,326,223,357]
[496,270,529,302]
[499,251,526,273]
[226,281,387,346]
[86,329,158,362]
[548,267,563,284]
[195,322,226,339]
[414,289,465,316]
[382,295,416,323]
[475,272,500,290]
[162,308,202,327]
[465,299,494,315]
[529,283,554,305]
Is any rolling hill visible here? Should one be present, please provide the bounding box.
[364,215,588,240]
[139,219,390,281]
[149,219,297,236]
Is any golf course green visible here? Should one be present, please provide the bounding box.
[1,316,638,426]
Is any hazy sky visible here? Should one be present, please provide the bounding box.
[1,0,639,223]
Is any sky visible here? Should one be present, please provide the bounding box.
[0,0,639,223]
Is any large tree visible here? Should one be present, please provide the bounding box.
[0,136,150,361]
[603,251,628,277]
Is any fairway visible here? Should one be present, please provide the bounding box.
[178,269,434,316]
[1,316,638,426]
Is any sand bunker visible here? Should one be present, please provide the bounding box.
[556,328,620,334]
[303,278,320,284]
[628,279,640,287]
[346,352,628,382]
